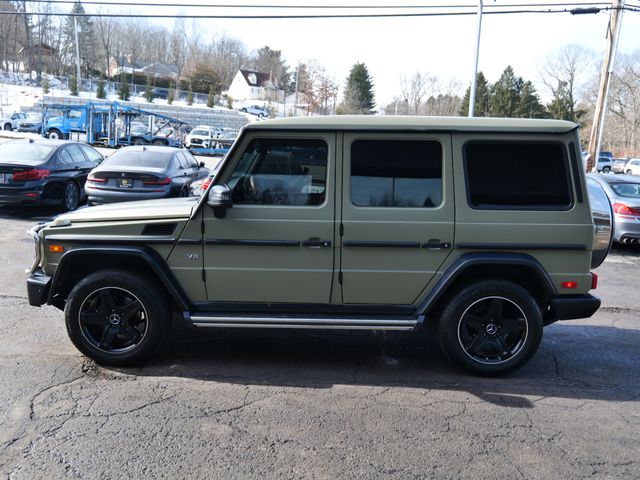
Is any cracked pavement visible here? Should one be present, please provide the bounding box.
[1,209,639,479]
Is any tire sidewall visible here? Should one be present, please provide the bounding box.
[65,270,169,366]
[63,182,79,211]
[439,280,543,376]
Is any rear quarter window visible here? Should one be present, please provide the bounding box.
[464,141,572,210]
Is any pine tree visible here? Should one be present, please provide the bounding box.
[516,81,547,118]
[69,75,79,96]
[41,77,50,95]
[63,2,98,78]
[207,86,215,108]
[339,63,375,115]
[186,86,194,106]
[490,66,521,117]
[118,74,130,101]
[144,75,154,103]
[167,82,175,105]
[459,72,491,116]
[546,80,586,123]
[96,76,106,99]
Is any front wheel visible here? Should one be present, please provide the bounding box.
[65,270,169,366]
[3,123,12,131]
[47,129,62,140]
[438,280,543,376]
[602,166,611,173]
[627,169,633,175]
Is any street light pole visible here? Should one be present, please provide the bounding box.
[468,0,484,117]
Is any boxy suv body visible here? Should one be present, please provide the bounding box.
[26,116,610,375]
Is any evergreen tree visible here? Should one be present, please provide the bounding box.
[118,74,130,101]
[69,75,78,96]
[516,81,547,118]
[167,82,175,105]
[490,66,521,117]
[339,63,375,115]
[186,86,194,106]
[546,80,586,123]
[96,76,106,99]
[459,72,491,116]
[62,2,98,78]
[41,77,50,95]
[207,86,215,108]
[144,75,154,103]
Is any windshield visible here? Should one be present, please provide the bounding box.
[191,129,210,136]
[0,142,55,164]
[611,183,640,198]
[103,150,172,169]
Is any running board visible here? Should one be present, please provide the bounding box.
[187,313,424,331]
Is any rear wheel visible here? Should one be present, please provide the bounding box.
[152,139,167,146]
[602,166,611,173]
[62,181,80,211]
[132,138,146,146]
[65,270,169,366]
[3,123,11,131]
[438,280,543,376]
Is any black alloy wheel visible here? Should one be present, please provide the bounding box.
[65,270,169,366]
[438,280,543,376]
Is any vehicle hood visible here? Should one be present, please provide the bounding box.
[53,197,199,224]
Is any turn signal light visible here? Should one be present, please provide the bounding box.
[49,245,64,253]
[561,281,578,289]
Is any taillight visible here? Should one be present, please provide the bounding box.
[12,169,50,181]
[202,178,212,190]
[143,177,171,186]
[613,203,640,216]
[591,272,598,290]
[87,174,106,183]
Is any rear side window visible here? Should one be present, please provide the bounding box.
[464,141,572,209]
[351,139,443,208]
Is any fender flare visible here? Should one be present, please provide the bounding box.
[48,246,191,311]
[417,252,557,315]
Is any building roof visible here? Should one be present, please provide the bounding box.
[246,115,579,134]
[113,56,147,70]
[143,62,179,77]
[239,69,275,88]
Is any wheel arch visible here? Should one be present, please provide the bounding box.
[418,252,557,318]
[48,246,191,312]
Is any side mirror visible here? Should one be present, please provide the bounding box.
[207,184,233,218]
[199,161,205,168]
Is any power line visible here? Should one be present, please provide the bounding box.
[2,6,633,19]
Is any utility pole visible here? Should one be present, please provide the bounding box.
[587,0,625,172]
[74,16,81,84]
[293,62,300,117]
[468,0,484,117]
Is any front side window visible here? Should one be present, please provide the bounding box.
[351,139,443,208]
[464,141,572,209]
[228,138,327,206]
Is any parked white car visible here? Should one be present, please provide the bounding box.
[2,112,28,131]
[184,125,222,148]
[623,158,640,176]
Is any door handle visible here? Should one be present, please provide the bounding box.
[422,240,451,250]
[302,239,332,248]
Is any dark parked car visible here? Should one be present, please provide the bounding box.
[0,139,103,210]
[587,173,640,244]
[85,145,209,204]
[16,114,44,134]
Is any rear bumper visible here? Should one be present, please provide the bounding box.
[550,294,601,321]
[27,270,51,306]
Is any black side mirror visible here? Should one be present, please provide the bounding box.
[207,184,233,218]
[199,161,205,168]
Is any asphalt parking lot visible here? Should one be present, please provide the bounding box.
[0,206,638,479]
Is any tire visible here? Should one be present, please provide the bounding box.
[64,269,169,366]
[438,280,543,376]
[602,166,611,173]
[132,138,146,146]
[240,108,247,113]
[179,184,190,197]
[62,182,80,211]
[47,129,62,139]
[152,139,166,146]
[258,113,265,119]
[626,169,633,175]
[3,123,11,131]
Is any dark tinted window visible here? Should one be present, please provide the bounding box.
[229,138,327,206]
[104,150,172,169]
[67,144,86,165]
[351,139,442,207]
[80,144,102,165]
[464,142,571,209]
[0,142,55,165]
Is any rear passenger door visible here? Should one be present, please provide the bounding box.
[339,133,454,305]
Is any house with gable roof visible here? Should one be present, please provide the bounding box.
[226,69,282,102]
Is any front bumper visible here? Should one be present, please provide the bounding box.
[550,294,601,321]
[27,270,51,306]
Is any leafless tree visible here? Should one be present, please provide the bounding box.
[400,71,436,115]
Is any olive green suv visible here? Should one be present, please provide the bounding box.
[26,116,611,375]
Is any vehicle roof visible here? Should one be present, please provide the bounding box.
[118,145,181,153]
[588,173,640,185]
[245,115,578,134]
[5,138,83,147]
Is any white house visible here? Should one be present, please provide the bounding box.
[226,69,282,102]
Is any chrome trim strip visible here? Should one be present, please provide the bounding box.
[45,234,176,244]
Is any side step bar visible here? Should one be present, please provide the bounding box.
[187,313,424,331]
